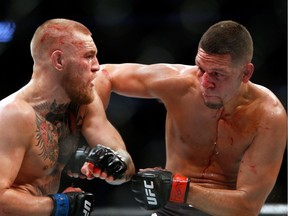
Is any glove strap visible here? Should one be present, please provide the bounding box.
[169,174,190,203]
[49,194,70,216]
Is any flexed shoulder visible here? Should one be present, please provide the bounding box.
[0,93,35,119]
[0,95,36,148]
[253,83,286,112]
[250,83,286,133]
[153,64,198,99]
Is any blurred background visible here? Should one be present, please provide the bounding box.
[0,0,286,209]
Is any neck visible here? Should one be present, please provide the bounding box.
[221,83,250,118]
[24,78,71,105]
[33,99,71,124]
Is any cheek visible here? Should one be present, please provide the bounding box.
[70,59,88,71]
[222,82,240,97]
[71,66,88,80]
[79,63,93,77]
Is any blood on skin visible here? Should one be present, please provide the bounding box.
[249,165,257,175]
[101,68,110,77]
[87,162,101,177]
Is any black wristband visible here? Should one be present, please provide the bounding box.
[49,194,70,216]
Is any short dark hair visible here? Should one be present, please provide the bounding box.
[198,20,253,65]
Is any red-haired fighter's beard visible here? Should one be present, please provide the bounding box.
[62,73,94,105]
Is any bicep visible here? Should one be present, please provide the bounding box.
[236,113,286,203]
[104,63,155,98]
[104,63,193,99]
[0,139,25,189]
[0,111,30,189]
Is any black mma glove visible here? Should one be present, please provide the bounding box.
[86,144,128,180]
[65,144,127,180]
[49,192,94,216]
[131,169,190,210]
[65,145,91,177]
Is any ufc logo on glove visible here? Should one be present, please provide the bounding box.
[131,169,190,210]
[83,200,92,216]
[144,180,157,205]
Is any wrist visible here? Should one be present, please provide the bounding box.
[111,148,132,183]
[48,194,69,216]
[116,149,134,178]
[169,174,190,203]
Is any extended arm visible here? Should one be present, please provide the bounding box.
[100,63,197,99]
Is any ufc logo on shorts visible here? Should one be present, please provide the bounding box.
[83,200,92,216]
[144,180,157,205]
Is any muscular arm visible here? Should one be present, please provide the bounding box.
[100,63,197,100]
[101,64,286,214]
[93,68,112,109]
[187,104,287,216]
[80,92,135,183]
[0,102,53,216]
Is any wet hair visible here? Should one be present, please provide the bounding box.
[198,20,253,65]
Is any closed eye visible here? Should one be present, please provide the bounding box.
[198,67,205,74]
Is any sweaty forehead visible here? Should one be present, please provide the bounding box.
[196,48,232,68]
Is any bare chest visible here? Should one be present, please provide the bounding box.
[165,108,257,180]
[32,117,79,165]
[16,112,81,194]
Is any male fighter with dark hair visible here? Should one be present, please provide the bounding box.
[99,20,287,215]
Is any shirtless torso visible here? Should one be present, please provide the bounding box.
[98,20,286,216]
[164,71,275,189]
[0,86,83,196]
[0,18,135,216]
[100,60,286,215]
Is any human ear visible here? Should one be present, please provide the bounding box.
[242,63,254,83]
[51,50,64,70]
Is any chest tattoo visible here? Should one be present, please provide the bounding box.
[35,113,59,161]
[33,100,82,162]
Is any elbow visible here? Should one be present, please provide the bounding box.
[235,207,261,216]
[233,199,263,216]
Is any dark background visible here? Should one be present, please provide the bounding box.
[0,0,286,208]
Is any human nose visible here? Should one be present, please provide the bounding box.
[91,57,100,73]
[201,72,215,89]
